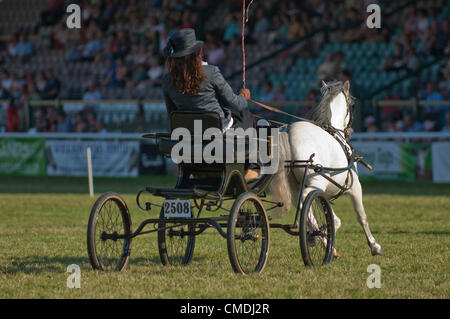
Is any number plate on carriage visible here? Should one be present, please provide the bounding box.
[163,200,192,218]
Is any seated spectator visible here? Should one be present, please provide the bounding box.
[395,120,405,132]
[65,33,86,62]
[56,110,72,132]
[341,7,364,42]
[306,88,320,103]
[404,8,418,37]
[16,34,34,61]
[416,9,430,41]
[26,84,41,101]
[223,13,241,43]
[274,84,286,101]
[1,69,13,92]
[7,34,20,59]
[317,53,340,81]
[287,15,306,43]
[403,114,423,132]
[253,8,269,37]
[75,111,88,132]
[6,101,19,132]
[380,89,401,119]
[206,39,226,69]
[83,81,102,102]
[132,64,148,88]
[134,44,151,66]
[81,31,102,61]
[35,107,49,132]
[150,17,165,34]
[380,42,406,72]
[41,69,60,99]
[423,120,437,132]
[115,58,129,88]
[181,11,195,29]
[147,58,163,87]
[441,112,450,132]
[103,57,118,88]
[403,46,420,72]
[0,86,11,100]
[441,66,450,99]
[364,115,378,133]
[115,31,131,59]
[86,111,103,132]
[36,71,47,94]
[271,14,291,46]
[421,82,444,114]
[47,107,58,132]
[106,32,118,57]
[9,74,23,99]
[260,82,274,102]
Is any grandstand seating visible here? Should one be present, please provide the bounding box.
[0,0,448,133]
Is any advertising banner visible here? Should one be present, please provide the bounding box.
[0,138,46,176]
[352,142,415,181]
[46,140,139,177]
[432,142,450,183]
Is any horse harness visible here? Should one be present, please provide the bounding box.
[240,2,369,201]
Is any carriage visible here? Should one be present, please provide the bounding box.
[86,111,339,274]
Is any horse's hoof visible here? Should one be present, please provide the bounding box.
[333,249,341,259]
[371,244,385,256]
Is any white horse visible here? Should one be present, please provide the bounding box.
[269,80,384,257]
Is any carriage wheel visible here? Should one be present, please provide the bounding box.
[157,207,196,265]
[227,192,270,274]
[87,192,132,271]
[299,190,335,266]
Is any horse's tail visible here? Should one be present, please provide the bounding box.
[269,131,292,217]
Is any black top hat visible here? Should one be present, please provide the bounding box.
[163,28,204,58]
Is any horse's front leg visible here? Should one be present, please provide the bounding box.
[348,175,384,256]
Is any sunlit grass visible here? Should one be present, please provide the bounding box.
[0,176,448,298]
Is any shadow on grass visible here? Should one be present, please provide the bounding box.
[1,255,207,275]
[1,256,89,275]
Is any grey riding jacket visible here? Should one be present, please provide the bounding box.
[162,64,248,129]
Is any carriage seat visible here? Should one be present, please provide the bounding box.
[157,111,252,162]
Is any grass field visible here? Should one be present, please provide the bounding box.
[0,176,449,298]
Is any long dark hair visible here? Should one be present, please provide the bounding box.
[165,48,205,95]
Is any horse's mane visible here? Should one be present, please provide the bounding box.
[311,81,345,127]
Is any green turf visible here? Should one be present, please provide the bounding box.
[0,176,449,298]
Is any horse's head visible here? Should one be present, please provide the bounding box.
[313,80,355,140]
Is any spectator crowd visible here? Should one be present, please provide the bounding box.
[0,0,448,133]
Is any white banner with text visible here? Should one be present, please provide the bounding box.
[46,140,139,177]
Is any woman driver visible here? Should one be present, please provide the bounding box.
[162,28,258,179]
